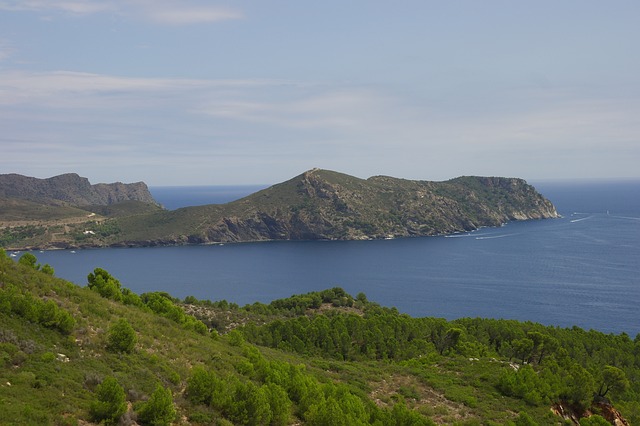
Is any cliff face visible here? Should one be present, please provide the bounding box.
[0,173,157,206]
[91,181,157,205]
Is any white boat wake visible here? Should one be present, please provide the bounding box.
[611,215,640,222]
[475,233,517,240]
[570,216,593,223]
[445,232,493,238]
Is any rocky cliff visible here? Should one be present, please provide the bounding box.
[112,169,559,246]
[0,169,560,249]
[201,170,558,242]
[0,173,157,206]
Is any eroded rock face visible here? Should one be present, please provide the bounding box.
[0,173,157,206]
[552,401,630,425]
[593,401,631,426]
[92,181,156,205]
[191,169,560,244]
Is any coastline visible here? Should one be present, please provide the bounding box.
[3,215,560,252]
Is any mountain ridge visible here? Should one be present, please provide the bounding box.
[0,172,157,206]
[0,169,558,249]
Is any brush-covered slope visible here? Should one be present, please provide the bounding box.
[1,251,636,425]
[0,196,93,222]
[112,168,558,246]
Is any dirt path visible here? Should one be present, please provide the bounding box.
[0,213,104,229]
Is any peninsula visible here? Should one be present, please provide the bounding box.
[0,169,558,249]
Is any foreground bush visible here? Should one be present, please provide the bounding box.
[106,318,137,353]
[136,384,176,426]
[89,376,127,425]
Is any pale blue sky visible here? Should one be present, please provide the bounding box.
[1,1,639,185]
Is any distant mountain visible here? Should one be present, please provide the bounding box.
[0,169,559,249]
[0,173,157,206]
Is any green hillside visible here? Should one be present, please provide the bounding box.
[0,197,92,222]
[0,250,638,425]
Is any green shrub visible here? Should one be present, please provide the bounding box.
[579,415,610,426]
[0,351,11,367]
[12,350,28,366]
[228,329,245,346]
[106,318,137,353]
[141,291,207,333]
[0,283,76,334]
[40,352,56,362]
[55,309,76,334]
[263,382,292,426]
[121,287,144,307]
[228,380,271,425]
[186,367,216,405]
[89,376,127,425]
[87,268,123,301]
[136,384,176,426]
[514,412,539,426]
[0,342,19,357]
[390,402,435,426]
[187,410,213,423]
[18,252,39,269]
[40,263,55,275]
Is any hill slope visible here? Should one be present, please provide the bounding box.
[111,168,558,246]
[0,250,635,425]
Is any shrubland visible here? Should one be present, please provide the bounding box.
[1,249,638,425]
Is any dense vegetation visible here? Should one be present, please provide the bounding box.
[188,290,640,424]
[1,250,638,425]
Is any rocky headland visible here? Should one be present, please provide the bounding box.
[0,173,156,206]
[111,168,559,247]
[0,169,559,250]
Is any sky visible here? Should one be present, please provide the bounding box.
[1,1,639,186]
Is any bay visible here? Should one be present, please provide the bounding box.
[29,180,640,335]
[150,185,268,210]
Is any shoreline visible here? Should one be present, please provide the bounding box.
[3,216,560,252]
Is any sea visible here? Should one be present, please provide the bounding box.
[26,180,640,336]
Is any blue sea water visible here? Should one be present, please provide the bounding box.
[29,180,640,335]
[150,185,268,210]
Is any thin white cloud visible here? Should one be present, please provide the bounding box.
[1,69,639,183]
[0,0,243,24]
[0,0,112,14]
[198,90,384,130]
[140,3,243,25]
[0,39,13,61]
[4,70,638,150]
[0,70,278,107]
